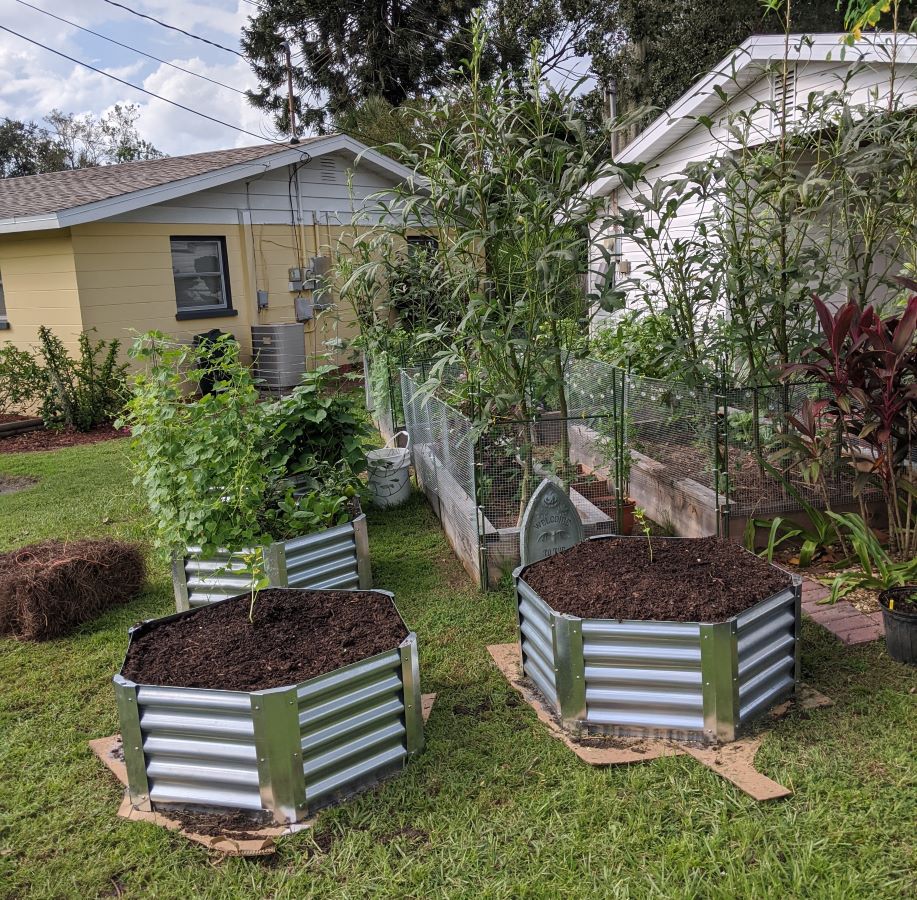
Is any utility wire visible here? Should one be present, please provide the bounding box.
[0,24,293,146]
[100,0,245,58]
[14,0,249,96]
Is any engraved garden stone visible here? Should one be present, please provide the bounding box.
[519,478,585,566]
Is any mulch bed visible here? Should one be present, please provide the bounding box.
[0,424,129,454]
[121,589,409,692]
[0,539,145,640]
[0,413,35,424]
[522,537,792,622]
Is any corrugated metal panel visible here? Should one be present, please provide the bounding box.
[517,579,559,708]
[736,587,797,723]
[297,650,408,806]
[581,619,704,734]
[180,521,359,607]
[284,523,360,590]
[135,684,263,811]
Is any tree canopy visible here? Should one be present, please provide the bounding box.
[0,104,163,178]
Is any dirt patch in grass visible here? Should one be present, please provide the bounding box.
[522,537,792,622]
[0,424,129,454]
[0,474,37,494]
[0,539,145,640]
[121,589,409,692]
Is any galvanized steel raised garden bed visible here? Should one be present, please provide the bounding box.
[514,536,802,744]
[172,514,372,610]
[113,589,423,823]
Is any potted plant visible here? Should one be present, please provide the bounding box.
[113,586,423,823]
[824,512,917,665]
[120,333,371,610]
[514,534,801,742]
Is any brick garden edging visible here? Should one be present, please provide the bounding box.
[801,578,885,645]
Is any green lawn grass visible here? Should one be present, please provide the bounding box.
[1,439,915,899]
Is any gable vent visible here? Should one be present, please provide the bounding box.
[319,157,338,183]
[771,66,797,129]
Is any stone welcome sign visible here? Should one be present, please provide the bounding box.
[519,478,585,566]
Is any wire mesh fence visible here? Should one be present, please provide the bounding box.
[398,356,883,587]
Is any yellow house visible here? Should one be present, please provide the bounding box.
[0,134,415,372]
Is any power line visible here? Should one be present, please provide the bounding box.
[0,24,291,146]
[100,0,245,58]
[14,0,249,96]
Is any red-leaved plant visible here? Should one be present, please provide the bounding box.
[783,282,917,556]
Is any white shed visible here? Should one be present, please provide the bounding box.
[588,32,917,326]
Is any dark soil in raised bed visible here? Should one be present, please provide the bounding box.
[522,537,792,622]
[0,423,129,454]
[121,589,409,692]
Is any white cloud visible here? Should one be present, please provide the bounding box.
[0,0,276,155]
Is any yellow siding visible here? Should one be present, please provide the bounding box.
[0,220,370,368]
[71,221,364,365]
[0,230,83,351]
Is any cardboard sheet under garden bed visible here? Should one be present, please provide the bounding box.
[488,643,831,802]
[90,694,436,856]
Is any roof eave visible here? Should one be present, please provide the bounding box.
[590,32,917,198]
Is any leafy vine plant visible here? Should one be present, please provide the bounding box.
[120,331,368,624]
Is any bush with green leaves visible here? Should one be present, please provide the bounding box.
[120,333,359,559]
[36,327,127,431]
[266,364,369,478]
[0,343,46,415]
[0,327,125,430]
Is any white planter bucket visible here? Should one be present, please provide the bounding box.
[368,432,412,509]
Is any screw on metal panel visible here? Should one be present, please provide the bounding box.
[134,746,140,751]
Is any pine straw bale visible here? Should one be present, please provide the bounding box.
[0,539,145,641]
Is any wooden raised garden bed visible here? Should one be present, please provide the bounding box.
[114,588,423,823]
[514,535,801,744]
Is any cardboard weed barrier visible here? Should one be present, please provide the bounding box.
[488,643,832,802]
[0,539,145,640]
[90,694,437,856]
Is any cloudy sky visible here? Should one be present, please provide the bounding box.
[0,0,595,158]
[0,0,278,156]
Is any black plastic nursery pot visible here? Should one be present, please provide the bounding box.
[113,588,423,824]
[514,535,802,745]
[878,587,917,666]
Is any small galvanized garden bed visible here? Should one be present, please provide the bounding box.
[113,588,423,824]
[172,514,372,610]
[514,536,802,744]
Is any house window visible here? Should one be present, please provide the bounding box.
[170,236,236,320]
[0,269,8,329]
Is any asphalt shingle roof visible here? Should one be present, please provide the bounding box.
[0,141,318,220]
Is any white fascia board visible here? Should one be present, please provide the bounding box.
[0,213,62,233]
[588,32,917,198]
